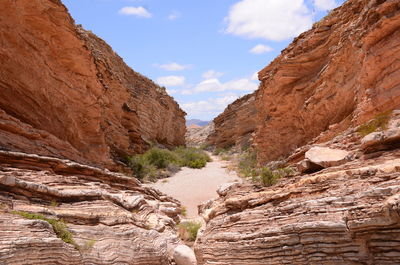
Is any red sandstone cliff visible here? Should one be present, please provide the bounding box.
[255,0,400,163]
[0,0,186,169]
[207,93,257,150]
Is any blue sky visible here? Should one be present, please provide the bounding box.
[63,0,345,121]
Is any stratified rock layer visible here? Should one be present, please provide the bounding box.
[195,111,400,264]
[0,0,186,169]
[0,151,182,264]
[207,93,256,149]
[255,0,400,163]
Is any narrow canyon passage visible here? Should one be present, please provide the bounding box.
[148,154,240,218]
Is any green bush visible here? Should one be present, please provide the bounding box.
[357,110,392,137]
[128,147,211,181]
[144,148,179,169]
[238,150,258,178]
[11,211,78,249]
[178,221,201,241]
[260,167,282,187]
[188,159,206,168]
[173,147,210,168]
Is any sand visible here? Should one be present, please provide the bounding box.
[148,155,240,218]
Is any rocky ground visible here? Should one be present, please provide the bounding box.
[194,110,400,265]
[0,151,185,264]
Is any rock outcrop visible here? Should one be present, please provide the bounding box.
[207,93,257,149]
[186,123,215,147]
[195,110,400,264]
[0,150,182,264]
[254,0,400,163]
[0,0,186,169]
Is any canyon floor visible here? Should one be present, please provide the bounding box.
[148,154,241,218]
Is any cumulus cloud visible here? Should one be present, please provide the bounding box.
[225,0,313,41]
[166,89,178,95]
[156,76,185,87]
[155,62,189,71]
[249,44,273,54]
[119,6,152,18]
[168,11,181,20]
[181,94,240,119]
[202,70,224,79]
[194,78,258,93]
[314,0,338,10]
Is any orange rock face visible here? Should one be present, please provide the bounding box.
[0,0,186,168]
[207,93,257,149]
[255,0,400,163]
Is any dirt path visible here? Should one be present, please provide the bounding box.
[148,155,241,218]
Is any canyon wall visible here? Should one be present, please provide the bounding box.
[207,93,257,150]
[195,0,400,264]
[255,0,400,163]
[0,0,186,169]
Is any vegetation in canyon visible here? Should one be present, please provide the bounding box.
[128,146,211,181]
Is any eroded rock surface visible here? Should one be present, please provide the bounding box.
[195,113,400,264]
[185,123,214,148]
[0,0,186,169]
[0,151,182,264]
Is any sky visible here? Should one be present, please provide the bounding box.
[63,0,345,121]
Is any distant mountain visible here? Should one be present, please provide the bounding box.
[186,119,209,127]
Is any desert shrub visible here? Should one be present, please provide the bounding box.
[128,147,210,181]
[213,147,227,156]
[188,159,206,168]
[357,110,392,136]
[127,155,157,180]
[259,167,282,187]
[178,221,201,241]
[173,147,210,169]
[238,150,258,178]
[11,211,78,249]
[144,148,179,169]
[180,206,187,217]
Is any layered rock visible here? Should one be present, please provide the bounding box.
[207,93,256,149]
[0,150,183,264]
[0,0,186,169]
[186,123,214,147]
[254,0,400,163]
[195,110,400,264]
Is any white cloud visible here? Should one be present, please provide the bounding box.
[225,0,313,41]
[155,62,189,71]
[156,76,185,87]
[202,70,224,79]
[194,78,258,93]
[314,0,338,11]
[249,44,273,54]
[182,94,240,119]
[251,71,259,81]
[119,6,152,18]
[168,11,181,20]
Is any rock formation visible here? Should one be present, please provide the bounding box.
[186,123,215,147]
[0,0,186,169]
[0,150,183,264]
[207,93,257,149]
[254,0,400,163]
[195,110,400,265]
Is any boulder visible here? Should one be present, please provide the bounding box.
[305,146,349,168]
[173,245,197,265]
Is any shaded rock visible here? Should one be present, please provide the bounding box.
[0,0,186,169]
[173,245,197,265]
[207,93,256,149]
[305,146,349,168]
